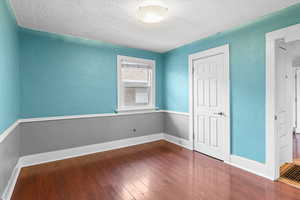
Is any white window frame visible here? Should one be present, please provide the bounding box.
[117,55,156,113]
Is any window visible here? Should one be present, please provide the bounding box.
[117,55,155,112]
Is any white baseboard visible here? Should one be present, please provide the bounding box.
[18,133,194,168]
[2,133,191,200]
[163,135,272,181]
[19,135,271,180]
[2,161,21,200]
[226,155,272,180]
[19,133,164,167]
[2,133,165,200]
[2,132,275,200]
[163,133,193,150]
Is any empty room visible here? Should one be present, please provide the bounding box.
[2,0,300,199]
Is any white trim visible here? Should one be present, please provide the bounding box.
[1,130,277,200]
[116,107,157,113]
[6,110,166,124]
[20,113,115,123]
[164,133,193,150]
[1,133,191,200]
[188,51,194,147]
[0,112,282,200]
[19,111,160,123]
[265,23,300,180]
[160,110,189,116]
[121,61,150,67]
[117,55,156,111]
[2,162,21,200]
[19,110,190,123]
[188,44,231,162]
[0,121,21,200]
[226,155,272,180]
[0,120,19,143]
[19,133,164,167]
[1,132,194,200]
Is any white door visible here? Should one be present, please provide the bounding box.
[192,46,230,161]
[295,69,300,133]
[275,41,293,166]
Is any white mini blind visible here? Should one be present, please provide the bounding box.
[121,61,151,68]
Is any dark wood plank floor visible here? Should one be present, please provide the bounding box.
[12,140,300,200]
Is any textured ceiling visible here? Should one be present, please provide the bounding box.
[10,0,300,52]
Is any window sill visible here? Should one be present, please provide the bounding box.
[116,107,158,114]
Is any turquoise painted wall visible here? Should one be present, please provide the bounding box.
[19,28,163,118]
[12,0,300,163]
[0,0,20,134]
[163,4,300,163]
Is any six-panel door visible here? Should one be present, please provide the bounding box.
[193,53,228,160]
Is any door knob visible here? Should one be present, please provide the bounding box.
[214,112,225,116]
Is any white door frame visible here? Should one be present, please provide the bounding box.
[266,23,300,180]
[188,44,230,162]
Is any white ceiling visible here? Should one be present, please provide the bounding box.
[10,0,300,53]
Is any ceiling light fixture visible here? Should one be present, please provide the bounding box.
[137,3,168,23]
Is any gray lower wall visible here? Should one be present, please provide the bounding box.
[0,112,189,190]
[0,111,187,196]
[163,113,189,140]
[0,111,190,196]
[0,125,20,196]
[20,112,164,156]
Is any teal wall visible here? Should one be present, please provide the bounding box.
[0,0,20,134]
[162,4,300,163]
[19,28,163,118]
[4,0,300,163]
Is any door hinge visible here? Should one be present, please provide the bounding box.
[192,67,195,74]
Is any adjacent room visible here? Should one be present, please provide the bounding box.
[1,0,300,199]
[273,39,300,186]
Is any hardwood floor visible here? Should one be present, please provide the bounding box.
[12,140,300,200]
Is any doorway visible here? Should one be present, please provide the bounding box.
[189,45,230,162]
[266,23,300,181]
[277,40,300,187]
[290,41,300,163]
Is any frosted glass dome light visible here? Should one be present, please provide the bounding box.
[137,4,168,23]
